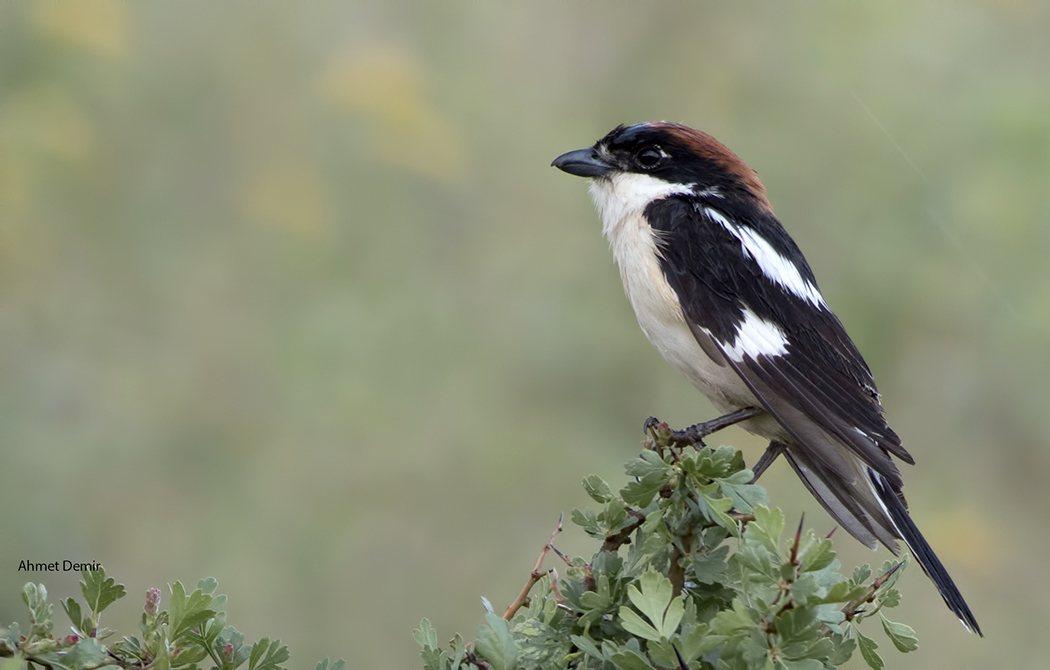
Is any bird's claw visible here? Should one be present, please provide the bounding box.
[643,416,662,434]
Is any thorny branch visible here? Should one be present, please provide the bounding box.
[841,560,905,623]
[502,514,571,620]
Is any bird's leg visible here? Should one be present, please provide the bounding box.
[644,406,765,447]
[748,440,786,484]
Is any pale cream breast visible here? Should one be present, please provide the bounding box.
[589,175,765,419]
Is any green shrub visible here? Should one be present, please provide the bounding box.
[417,429,916,669]
[0,569,341,670]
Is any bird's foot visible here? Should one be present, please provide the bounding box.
[643,417,682,457]
[644,406,765,448]
[748,440,786,484]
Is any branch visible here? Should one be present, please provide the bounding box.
[841,561,905,623]
[599,509,646,554]
[502,515,565,620]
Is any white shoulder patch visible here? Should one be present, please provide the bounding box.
[704,207,827,307]
[724,307,789,361]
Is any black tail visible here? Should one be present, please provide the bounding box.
[870,470,983,636]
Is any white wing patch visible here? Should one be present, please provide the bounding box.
[724,307,789,361]
[704,207,827,307]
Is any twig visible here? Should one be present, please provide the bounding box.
[502,514,564,620]
[667,526,694,598]
[841,561,905,623]
[583,509,646,592]
[599,509,645,553]
[548,569,565,604]
[789,514,805,566]
[464,649,491,669]
[550,544,573,567]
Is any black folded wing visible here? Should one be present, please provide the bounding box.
[645,195,913,489]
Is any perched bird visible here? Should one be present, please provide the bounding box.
[552,122,980,634]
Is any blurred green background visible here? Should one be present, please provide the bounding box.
[1,1,1048,667]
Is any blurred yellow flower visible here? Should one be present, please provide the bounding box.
[33,0,129,57]
[241,164,330,235]
[320,46,466,182]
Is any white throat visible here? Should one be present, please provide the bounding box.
[588,172,694,240]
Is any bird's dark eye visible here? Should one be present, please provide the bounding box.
[636,147,664,169]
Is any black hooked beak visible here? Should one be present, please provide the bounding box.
[551,147,613,178]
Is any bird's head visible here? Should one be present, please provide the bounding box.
[552,122,771,212]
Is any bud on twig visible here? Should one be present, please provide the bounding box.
[144,588,161,618]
